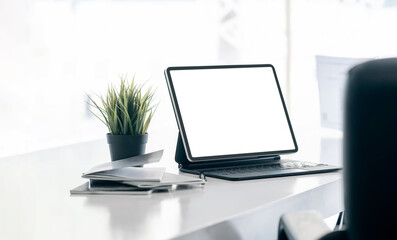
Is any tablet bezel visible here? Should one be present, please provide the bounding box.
[165,64,298,162]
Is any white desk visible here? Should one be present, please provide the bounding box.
[0,129,343,240]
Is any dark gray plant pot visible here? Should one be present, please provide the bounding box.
[106,133,148,161]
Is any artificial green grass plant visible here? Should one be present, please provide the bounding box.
[88,75,157,135]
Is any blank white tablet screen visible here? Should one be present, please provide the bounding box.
[170,66,296,158]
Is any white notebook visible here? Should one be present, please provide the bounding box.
[82,150,165,181]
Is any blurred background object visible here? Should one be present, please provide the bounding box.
[1,0,396,158]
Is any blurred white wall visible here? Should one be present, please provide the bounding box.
[0,0,287,157]
[289,0,397,130]
[1,0,397,158]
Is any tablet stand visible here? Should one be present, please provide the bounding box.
[175,132,281,171]
[175,132,190,168]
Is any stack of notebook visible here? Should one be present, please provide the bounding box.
[70,150,206,195]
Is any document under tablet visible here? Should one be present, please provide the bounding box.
[166,65,298,162]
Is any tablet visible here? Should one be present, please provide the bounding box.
[165,64,298,162]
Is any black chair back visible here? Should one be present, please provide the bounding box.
[344,58,397,240]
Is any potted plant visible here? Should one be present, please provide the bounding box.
[88,75,157,161]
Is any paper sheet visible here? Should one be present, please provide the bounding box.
[84,167,166,181]
[122,172,206,188]
[83,150,163,175]
[316,55,370,130]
